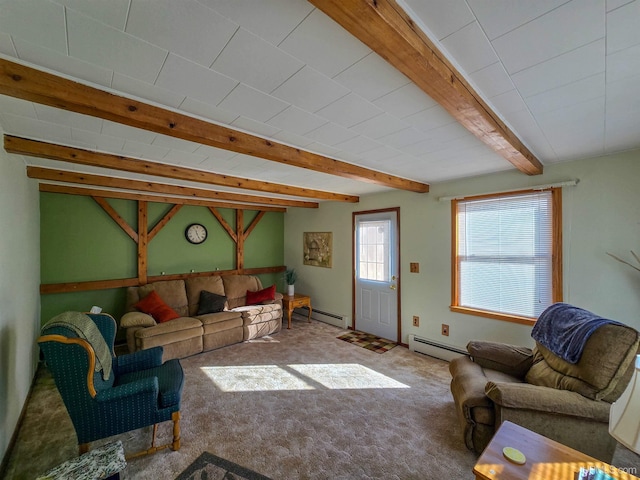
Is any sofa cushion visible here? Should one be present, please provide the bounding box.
[247,309,281,325]
[222,275,263,309]
[134,317,202,338]
[196,310,242,325]
[233,303,280,317]
[134,291,180,323]
[526,323,640,401]
[201,317,244,335]
[484,381,611,421]
[246,284,276,305]
[196,290,227,315]
[138,280,189,317]
[185,276,225,316]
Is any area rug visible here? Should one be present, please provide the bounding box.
[175,452,272,480]
[336,330,397,353]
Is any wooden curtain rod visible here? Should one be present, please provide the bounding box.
[438,180,579,202]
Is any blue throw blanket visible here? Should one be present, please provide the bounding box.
[531,303,624,364]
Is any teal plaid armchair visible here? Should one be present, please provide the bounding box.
[38,312,184,457]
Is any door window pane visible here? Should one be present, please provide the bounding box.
[358,220,390,281]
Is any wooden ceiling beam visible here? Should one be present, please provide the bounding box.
[7,136,348,203]
[26,166,319,209]
[309,0,543,176]
[38,183,287,212]
[0,58,429,193]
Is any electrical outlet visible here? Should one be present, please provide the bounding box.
[441,324,449,336]
[412,315,420,327]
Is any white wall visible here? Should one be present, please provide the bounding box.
[0,144,40,463]
[285,150,640,349]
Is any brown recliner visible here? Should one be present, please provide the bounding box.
[449,317,639,462]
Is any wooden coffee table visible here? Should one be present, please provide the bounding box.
[474,421,639,480]
[282,293,312,329]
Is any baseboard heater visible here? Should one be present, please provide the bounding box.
[408,334,467,362]
[294,307,349,329]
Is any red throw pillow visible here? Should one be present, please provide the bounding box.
[134,290,180,323]
[246,284,276,305]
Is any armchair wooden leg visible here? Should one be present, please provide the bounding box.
[171,411,181,451]
[125,412,181,459]
[79,443,89,455]
[151,424,158,449]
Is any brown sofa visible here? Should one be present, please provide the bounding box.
[449,319,639,462]
[120,274,282,360]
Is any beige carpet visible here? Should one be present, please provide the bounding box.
[5,318,637,479]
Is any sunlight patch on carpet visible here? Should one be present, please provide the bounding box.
[288,363,409,390]
[201,363,409,392]
[201,365,314,392]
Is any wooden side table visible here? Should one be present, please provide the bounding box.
[474,421,639,480]
[282,293,312,329]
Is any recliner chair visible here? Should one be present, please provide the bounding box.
[38,312,184,457]
[449,304,639,462]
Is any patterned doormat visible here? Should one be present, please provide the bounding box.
[175,452,272,480]
[337,330,397,354]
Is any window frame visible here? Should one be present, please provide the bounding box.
[450,187,563,325]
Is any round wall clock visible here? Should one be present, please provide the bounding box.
[185,223,207,244]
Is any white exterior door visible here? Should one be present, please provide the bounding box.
[354,210,399,342]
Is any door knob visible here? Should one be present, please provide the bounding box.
[389,284,396,290]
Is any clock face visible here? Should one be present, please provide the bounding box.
[185,223,207,244]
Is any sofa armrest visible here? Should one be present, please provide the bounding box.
[450,356,494,410]
[484,381,610,422]
[121,311,156,328]
[467,341,533,379]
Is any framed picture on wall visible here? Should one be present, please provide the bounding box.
[303,232,332,268]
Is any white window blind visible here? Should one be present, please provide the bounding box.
[455,191,554,319]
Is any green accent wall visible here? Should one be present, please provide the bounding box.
[40,194,137,283]
[147,204,237,274]
[40,193,285,329]
[243,211,285,290]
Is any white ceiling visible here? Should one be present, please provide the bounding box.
[0,0,638,201]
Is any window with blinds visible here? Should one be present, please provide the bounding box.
[451,188,562,322]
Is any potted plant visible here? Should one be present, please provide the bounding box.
[607,250,640,273]
[284,268,297,296]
